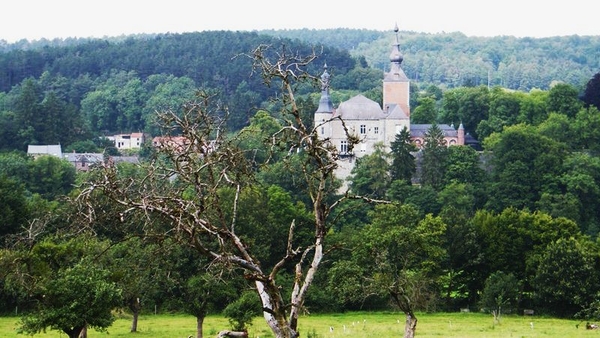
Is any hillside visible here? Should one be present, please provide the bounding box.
[259,28,600,91]
[1,28,598,94]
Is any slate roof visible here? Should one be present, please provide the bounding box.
[64,152,104,163]
[410,124,458,138]
[385,103,410,119]
[27,144,63,158]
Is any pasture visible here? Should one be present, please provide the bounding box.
[0,311,595,337]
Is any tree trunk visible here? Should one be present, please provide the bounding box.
[404,313,418,338]
[445,269,455,306]
[196,315,204,338]
[65,326,84,338]
[131,309,139,332]
[216,330,248,338]
[78,325,87,338]
[130,298,141,332]
[256,280,299,338]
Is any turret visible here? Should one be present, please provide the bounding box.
[314,63,335,138]
[316,63,334,113]
[458,123,465,145]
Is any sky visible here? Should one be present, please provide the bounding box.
[2,0,598,43]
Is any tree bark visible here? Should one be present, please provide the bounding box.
[131,310,139,332]
[78,325,87,338]
[130,298,141,332]
[256,280,299,338]
[65,326,84,338]
[196,315,204,338]
[404,313,417,338]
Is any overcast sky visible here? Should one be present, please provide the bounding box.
[2,0,598,42]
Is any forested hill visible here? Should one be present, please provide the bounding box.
[260,28,600,91]
[1,28,599,94]
[0,30,355,94]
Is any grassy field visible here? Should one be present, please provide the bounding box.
[0,311,596,337]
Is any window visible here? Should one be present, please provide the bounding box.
[360,143,366,153]
[374,127,379,134]
[340,140,348,153]
[360,125,366,134]
[321,127,324,135]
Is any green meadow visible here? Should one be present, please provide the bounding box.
[0,311,595,337]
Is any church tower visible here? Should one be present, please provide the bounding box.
[383,23,410,117]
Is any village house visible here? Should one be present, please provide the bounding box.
[107,132,147,150]
[64,152,104,171]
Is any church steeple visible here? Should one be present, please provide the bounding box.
[383,23,410,116]
[389,23,404,67]
[316,63,334,113]
[384,23,409,82]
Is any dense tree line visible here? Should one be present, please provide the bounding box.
[0,31,355,93]
[3,29,598,94]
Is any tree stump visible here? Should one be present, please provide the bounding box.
[216,330,248,338]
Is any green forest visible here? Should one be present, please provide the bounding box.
[1,29,600,338]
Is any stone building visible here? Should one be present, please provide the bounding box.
[314,24,466,185]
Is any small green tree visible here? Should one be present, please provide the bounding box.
[109,237,174,333]
[19,262,121,338]
[330,203,447,338]
[349,142,391,198]
[389,126,417,184]
[479,271,520,323]
[181,266,238,338]
[223,290,261,332]
[420,123,448,190]
[533,237,600,317]
[2,235,122,338]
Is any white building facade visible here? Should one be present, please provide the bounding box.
[314,25,464,185]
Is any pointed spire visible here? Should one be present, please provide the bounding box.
[389,23,403,65]
[384,23,408,82]
[321,62,330,90]
[316,63,334,113]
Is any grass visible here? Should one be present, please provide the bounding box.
[0,311,596,337]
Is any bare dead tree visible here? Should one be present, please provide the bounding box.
[75,44,364,338]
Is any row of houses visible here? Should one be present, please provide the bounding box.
[107,133,195,151]
[27,135,193,171]
[27,144,139,171]
[27,144,140,171]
